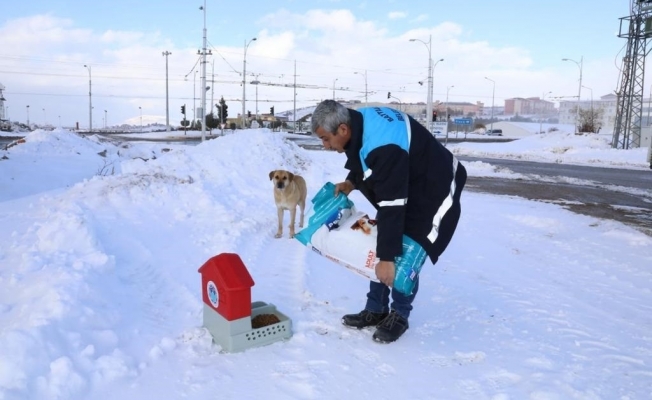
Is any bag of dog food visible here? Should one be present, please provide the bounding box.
[294,182,427,295]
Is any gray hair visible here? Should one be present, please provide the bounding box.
[311,100,350,134]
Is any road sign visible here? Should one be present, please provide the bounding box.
[432,121,448,136]
[453,118,472,125]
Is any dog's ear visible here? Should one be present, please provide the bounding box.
[269,171,275,181]
[287,172,295,182]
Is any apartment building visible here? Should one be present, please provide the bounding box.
[505,97,555,115]
[433,101,484,117]
[558,93,618,132]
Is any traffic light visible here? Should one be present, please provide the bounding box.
[181,105,186,115]
[433,111,437,121]
[216,104,222,121]
[387,92,391,99]
[247,110,251,118]
[218,97,228,123]
[270,106,275,116]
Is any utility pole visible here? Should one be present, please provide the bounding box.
[210,59,215,121]
[83,64,92,132]
[199,0,210,142]
[162,50,171,132]
[648,84,652,126]
[193,70,197,124]
[613,1,651,149]
[332,78,338,100]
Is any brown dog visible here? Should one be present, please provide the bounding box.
[269,170,307,238]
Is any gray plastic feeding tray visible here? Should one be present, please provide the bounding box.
[203,301,293,353]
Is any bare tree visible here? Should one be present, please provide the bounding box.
[573,106,604,133]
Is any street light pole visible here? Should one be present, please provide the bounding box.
[83,64,92,132]
[251,73,261,119]
[242,37,257,129]
[104,109,107,129]
[354,70,368,107]
[484,77,495,133]
[139,106,142,133]
[410,35,443,132]
[445,85,454,146]
[26,105,30,127]
[539,91,552,134]
[193,70,197,123]
[430,58,444,127]
[582,85,593,111]
[562,56,583,134]
[388,93,403,111]
[582,85,593,131]
[42,108,46,126]
[332,78,338,100]
[162,50,172,132]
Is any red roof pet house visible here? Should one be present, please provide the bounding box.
[198,253,292,352]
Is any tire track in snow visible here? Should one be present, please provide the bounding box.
[233,224,310,311]
[119,259,177,334]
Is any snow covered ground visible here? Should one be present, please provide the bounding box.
[0,128,651,400]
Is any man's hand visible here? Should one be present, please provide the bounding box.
[375,260,396,287]
[334,180,355,196]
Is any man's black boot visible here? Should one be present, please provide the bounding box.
[372,310,409,343]
[342,309,389,329]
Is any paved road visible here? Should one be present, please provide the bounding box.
[459,156,652,236]
[458,156,652,190]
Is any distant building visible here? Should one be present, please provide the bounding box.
[505,97,555,115]
[344,100,484,120]
[433,101,484,117]
[559,93,618,133]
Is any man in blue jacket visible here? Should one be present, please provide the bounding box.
[311,100,467,343]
